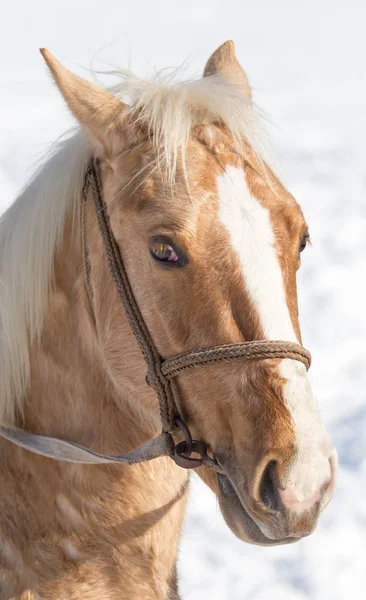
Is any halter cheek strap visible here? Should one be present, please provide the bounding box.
[0,159,311,472]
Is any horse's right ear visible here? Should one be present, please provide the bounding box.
[40,48,128,157]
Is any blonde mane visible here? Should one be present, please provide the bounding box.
[0,67,268,425]
[109,69,269,181]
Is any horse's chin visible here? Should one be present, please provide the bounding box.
[217,474,300,547]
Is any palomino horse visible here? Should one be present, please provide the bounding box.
[0,41,337,599]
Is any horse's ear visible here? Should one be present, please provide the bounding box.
[40,48,127,157]
[203,40,252,100]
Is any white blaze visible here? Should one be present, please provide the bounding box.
[217,165,296,342]
[217,166,334,508]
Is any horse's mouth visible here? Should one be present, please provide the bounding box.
[217,473,300,547]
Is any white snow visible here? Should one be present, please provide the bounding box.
[1,1,365,598]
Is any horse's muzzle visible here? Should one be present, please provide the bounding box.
[216,449,338,545]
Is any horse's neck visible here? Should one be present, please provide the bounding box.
[2,206,188,600]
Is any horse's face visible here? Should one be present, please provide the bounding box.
[106,128,336,545]
[42,42,337,546]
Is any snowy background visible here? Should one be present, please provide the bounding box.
[1,1,365,598]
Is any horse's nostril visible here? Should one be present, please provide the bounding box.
[259,461,281,511]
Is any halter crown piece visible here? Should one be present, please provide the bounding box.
[0,159,311,472]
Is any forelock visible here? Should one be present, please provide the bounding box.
[105,68,272,185]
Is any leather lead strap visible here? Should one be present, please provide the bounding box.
[0,427,175,465]
[0,425,222,472]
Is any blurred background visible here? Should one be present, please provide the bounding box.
[1,1,365,598]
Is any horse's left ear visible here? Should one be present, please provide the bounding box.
[203,40,252,100]
[40,48,128,157]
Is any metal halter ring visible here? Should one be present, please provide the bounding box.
[173,415,208,469]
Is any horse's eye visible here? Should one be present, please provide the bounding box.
[150,242,179,263]
[299,232,309,255]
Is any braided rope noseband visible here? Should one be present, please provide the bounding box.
[0,158,311,472]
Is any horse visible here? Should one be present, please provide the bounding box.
[0,40,337,599]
